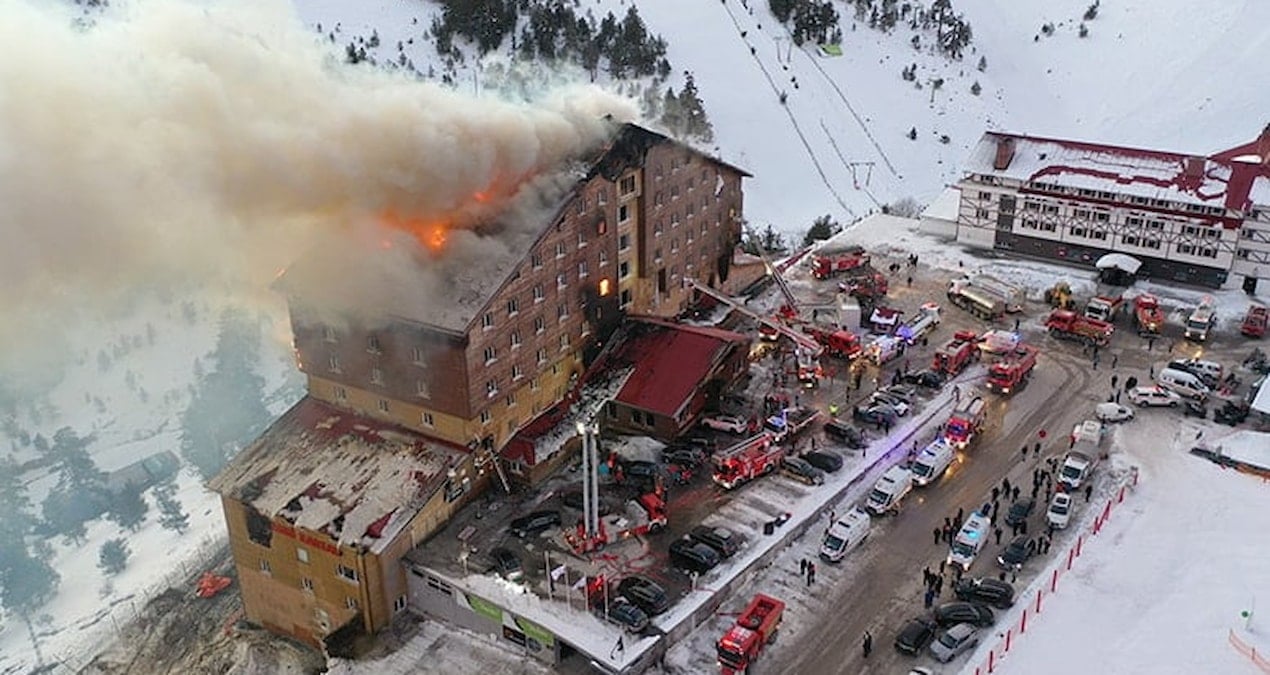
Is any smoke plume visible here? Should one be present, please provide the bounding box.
[0,0,637,374]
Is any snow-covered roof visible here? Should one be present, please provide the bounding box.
[208,397,467,554]
[921,187,961,221]
[1095,253,1142,274]
[1252,377,1270,415]
[963,131,1270,213]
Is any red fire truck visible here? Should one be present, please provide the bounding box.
[943,396,986,450]
[1242,304,1268,338]
[986,344,1038,395]
[1045,309,1113,347]
[932,330,980,376]
[810,244,870,279]
[804,325,863,360]
[717,594,785,675]
[712,434,784,490]
[1133,294,1165,337]
[569,492,668,553]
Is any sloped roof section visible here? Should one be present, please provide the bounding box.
[208,397,467,554]
[609,317,750,418]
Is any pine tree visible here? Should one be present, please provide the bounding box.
[970,80,982,96]
[155,482,190,534]
[803,215,841,246]
[977,55,987,72]
[908,127,918,140]
[107,482,149,533]
[98,538,130,576]
[678,72,714,142]
[1079,23,1089,38]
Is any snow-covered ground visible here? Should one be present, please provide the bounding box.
[959,422,1270,675]
[0,294,301,673]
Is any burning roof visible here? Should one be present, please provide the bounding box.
[207,396,466,554]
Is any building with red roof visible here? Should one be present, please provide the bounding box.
[954,125,1270,291]
[596,316,751,440]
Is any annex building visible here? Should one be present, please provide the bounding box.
[954,125,1270,291]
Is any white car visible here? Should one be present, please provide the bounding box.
[1094,402,1135,423]
[1046,492,1073,529]
[1128,386,1181,408]
[701,414,748,434]
[870,391,912,416]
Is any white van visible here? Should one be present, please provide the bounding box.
[819,507,872,562]
[1157,367,1210,401]
[865,465,914,515]
[947,512,992,570]
[1167,358,1223,387]
[910,440,955,487]
[1071,420,1105,447]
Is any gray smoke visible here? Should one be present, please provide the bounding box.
[0,0,637,375]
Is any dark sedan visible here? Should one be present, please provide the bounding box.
[689,525,746,558]
[617,575,670,615]
[823,419,867,449]
[902,369,947,389]
[894,616,938,655]
[931,601,994,628]
[954,577,1015,609]
[803,451,844,473]
[508,510,561,538]
[1003,498,1036,527]
[996,536,1036,570]
[853,404,898,427]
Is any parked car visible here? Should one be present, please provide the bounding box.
[617,460,661,488]
[668,538,721,574]
[488,547,523,581]
[954,577,1015,609]
[1094,402,1135,423]
[1215,401,1250,426]
[882,384,919,404]
[1182,400,1208,419]
[902,369,947,389]
[508,510,561,538]
[1129,386,1182,408]
[1046,492,1073,530]
[1003,498,1035,527]
[689,525,746,558]
[929,623,981,663]
[617,575,669,615]
[781,456,826,486]
[702,414,748,434]
[803,451,844,473]
[931,601,995,628]
[823,419,867,449]
[997,536,1035,570]
[894,616,938,655]
[853,404,899,427]
[870,391,912,416]
[602,598,649,633]
[662,446,707,468]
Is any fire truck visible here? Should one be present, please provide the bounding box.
[686,280,826,386]
[810,244,870,279]
[717,593,785,675]
[1184,296,1218,342]
[986,344,1038,394]
[1084,290,1125,323]
[712,434,785,490]
[1045,309,1113,347]
[804,324,862,360]
[865,334,905,365]
[943,396,986,450]
[1132,294,1165,337]
[839,269,889,303]
[932,331,980,376]
[1242,304,1269,338]
[569,492,668,553]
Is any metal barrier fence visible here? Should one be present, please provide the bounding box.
[969,468,1139,675]
[1229,629,1270,674]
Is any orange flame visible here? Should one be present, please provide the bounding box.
[380,211,450,253]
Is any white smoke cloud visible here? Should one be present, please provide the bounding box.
[0,0,637,376]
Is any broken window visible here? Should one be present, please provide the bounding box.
[245,507,273,547]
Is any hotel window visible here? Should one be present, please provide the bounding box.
[557,303,569,320]
[597,188,608,205]
[1178,243,1195,255]
[537,348,547,364]
[259,559,271,574]
[1074,209,1090,219]
[597,220,608,235]
[979,191,991,200]
[671,211,681,226]
[620,261,631,279]
[1024,201,1039,211]
[301,577,314,592]
[512,364,524,380]
[334,386,347,401]
[531,253,542,269]
[377,399,389,413]
[415,380,430,399]
[370,367,384,385]
[557,272,568,289]
[328,354,341,373]
[394,595,407,613]
[480,410,492,424]
[578,260,589,278]
[481,313,494,330]
[655,219,664,236]
[507,298,519,316]
[1126,216,1143,227]
[1143,239,1161,250]
[619,204,630,223]
[671,185,680,201]
[555,242,566,258]
[1071,227,1087,237]
[599,249,609,266]
[1123,235,1140,246]
[577,231,587,248]
[366,334,381,354]
[412,346,426,365]
[345,597,359,610]
[421,412,434,427]
[506,393,517,408]
[533,284,544,303]
[975,208,989,219]
[510,331,522,349]
[483,346,497,364]
[530,377,540,391]
[619,233,631,251]
[534,316,545,334]
[297,548,309,564]
[1043,204,1059,214]
[559,334,569,351]
[322,325,337,343]
[619,175,636,196]
[1094,212,1109,222]
[654,191,664,206]
[337,564,358,583]
[485,380,499,397]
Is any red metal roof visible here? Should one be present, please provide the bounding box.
[612,318,749,418]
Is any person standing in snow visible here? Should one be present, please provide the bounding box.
[862,631,873,658]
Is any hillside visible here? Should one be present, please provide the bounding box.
[293,0,1270,237]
